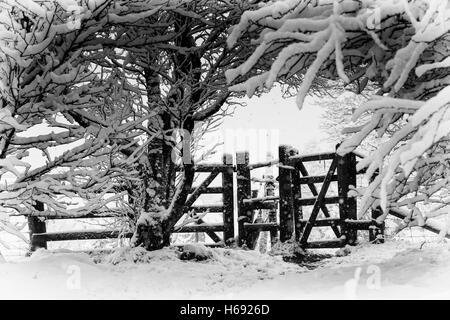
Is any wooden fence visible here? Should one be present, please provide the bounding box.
[28,155,235,251]
[236,145,385,249]
[28,145,386,252]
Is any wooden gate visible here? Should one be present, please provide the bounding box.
[27,145,386,252]
[28,155,235,251]
[238,145,385,249]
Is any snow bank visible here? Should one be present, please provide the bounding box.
[234,241,450,299]
[0,245,301,299]
[0,241,449,299]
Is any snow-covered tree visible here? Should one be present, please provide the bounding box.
[317,86,384,152]
[0,0,172,239]
[113,0,267,250]
[0,0,261,250]
[226,0,450,231]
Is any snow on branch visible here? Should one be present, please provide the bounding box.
[226,0,449,107]
[0,0,167,219]
[227,0,450,223]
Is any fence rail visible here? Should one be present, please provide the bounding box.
[28,155,235,251]
[26,145,394,253]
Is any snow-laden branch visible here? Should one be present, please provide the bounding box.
[227,0,450,222]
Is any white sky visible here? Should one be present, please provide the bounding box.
[201,87,333,164]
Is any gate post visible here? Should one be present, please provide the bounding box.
[290,149,303,241]
[337,150,358,245]
[369,170,385,243]
[28,201,47,253]
[222,154,235,245]
[236,151,251,247]
[278,145,295,242]
[265,177,278,245]
[369,207,385,243]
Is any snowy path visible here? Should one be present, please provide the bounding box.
[0,241,449,299]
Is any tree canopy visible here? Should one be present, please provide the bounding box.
[0,0,449,249]
[0,0,260,249]
[227,0,450,224]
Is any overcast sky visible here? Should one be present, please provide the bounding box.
[202,87,332,164]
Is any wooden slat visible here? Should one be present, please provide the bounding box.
[300,157,338,245]
[176,164,236,172]
[243,196,279,203]
[33,223,226,242]
[291,164,303,240]
[222,154,235,243]
[173,243,224,248]
[189,187,223,194]
[236,151,252,247]
[192,219,223,243]
[289,152,336,163]
[185,205,224,213]
[345,220,381,230]
[305,239,346,249]
[279,145,295,242]
[298,218,341,227]
[39,213,120,220]
[298,175,338,184]
[337,152,358,245]
[295,196,340,206]
[244,222,279,232]
[33,230,131,242]
[174,223,224,233]
[296,218,382,229]
[29,201,47,251]
[247,160,279,170]
[185,171,220,208]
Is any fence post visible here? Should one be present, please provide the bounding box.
[290,149,303,241]
[28,201,47,253]
[264,177,278,245]
[278,145,295,242]
[222,154,235,245]
[369,170,385,243]
[236,151,251,247]
[369,207,385,243]
[337,150,358,245]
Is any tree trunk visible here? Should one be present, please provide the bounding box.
[131,118,196,250]
[131,10,206,251]
[132,217,172,250]
[131,161,195,250]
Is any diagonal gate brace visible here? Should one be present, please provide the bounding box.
[185,170,222,243]
[296,161,340,238]
[299,157,338,246]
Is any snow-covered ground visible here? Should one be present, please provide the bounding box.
[0,240,449,299]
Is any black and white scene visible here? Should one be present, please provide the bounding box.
[0,0,449,301]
